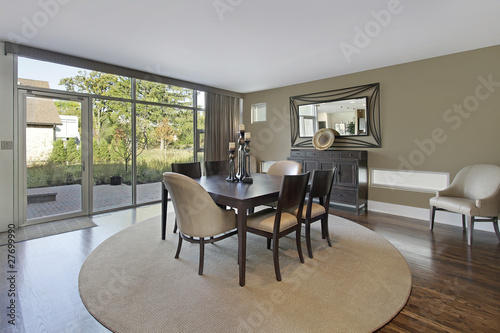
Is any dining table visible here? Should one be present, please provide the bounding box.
[161,172,284,287]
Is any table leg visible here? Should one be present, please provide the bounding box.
[161,183,168,240]
[237,202,247,287]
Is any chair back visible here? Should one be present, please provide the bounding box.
[452,164,500,200]
[309,168,336,203]
[163,172,221,237]
[204,160,228,176]
[267,160,302,176]
[276,173,310,218]
[171,162,202,178]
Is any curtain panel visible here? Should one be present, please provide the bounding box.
[205,93,240,161]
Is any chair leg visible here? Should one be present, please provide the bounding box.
[429,206,436,230]
[267,238,272,250]
[492,217,500,241]
[466,216,474,246]
[322,216,332,247]
[296,227,305,264]
[174,234,183,258]
[198,237,205,275]
[273,236,281,281]
[305,220,313,259]
[173,218,177,233]
[462,215,466,229]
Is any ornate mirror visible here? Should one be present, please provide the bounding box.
[290,83,381,148]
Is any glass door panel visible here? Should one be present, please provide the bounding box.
[92,99,133,211]
[25,95,86,222]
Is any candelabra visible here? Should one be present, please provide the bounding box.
[235,128,245,181]
[241,139,253,183]
[226,147,237,182]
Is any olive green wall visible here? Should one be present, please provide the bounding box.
[243,45,500,211]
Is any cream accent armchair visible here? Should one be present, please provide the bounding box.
[429,164,500,246]
[163,172,237,275]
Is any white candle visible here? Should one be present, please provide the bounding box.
[244,132,251,140]
[229,142,236,149]
[239,124,245,131]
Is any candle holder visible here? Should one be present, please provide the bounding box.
[236,129,245,181]
[241,140,253,183]
[226,149,238,182]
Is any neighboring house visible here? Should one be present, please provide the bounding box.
[19,78,63,164]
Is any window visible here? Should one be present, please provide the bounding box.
[251,102,266,123]
[370,169,449,193]
[18,56,207,212]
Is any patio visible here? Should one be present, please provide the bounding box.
[26,182,162,220]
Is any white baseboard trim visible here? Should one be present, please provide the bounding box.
[367,200,495,233]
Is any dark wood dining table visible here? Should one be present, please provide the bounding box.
[161,173,284,287]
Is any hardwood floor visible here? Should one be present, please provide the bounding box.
[1,203,499,332]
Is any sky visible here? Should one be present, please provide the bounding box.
[18,57,83,90]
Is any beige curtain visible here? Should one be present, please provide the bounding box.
[205,93,240,161]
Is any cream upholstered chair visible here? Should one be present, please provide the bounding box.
[246,172,310,281]
[300,168,336,258]
[171,162,202,233]
[163,172,237,275]
[429,164,500,246]
[267,160,302,176]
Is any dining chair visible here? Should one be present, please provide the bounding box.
[162,172,238,275]
[429,164,500,246]
[171,162,202,233]
[246,172,310,281]
[300,168,336,258]
[204,160,228,176]
[267,160,302,176]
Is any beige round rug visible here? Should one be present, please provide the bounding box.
[79,214,411,333]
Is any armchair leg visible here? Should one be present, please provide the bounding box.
[466,216,474,246]
[493,217,500,241]
[267,238,272,250]
[198,238,205,275]
[175,234,183,258]
[462,215,466,229]
[430,206,436,230]
[173,218,178,233]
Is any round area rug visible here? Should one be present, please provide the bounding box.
[79,214,411,333]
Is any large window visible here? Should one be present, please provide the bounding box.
[18,57,206,215]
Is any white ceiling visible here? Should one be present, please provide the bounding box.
[1,0,499,94]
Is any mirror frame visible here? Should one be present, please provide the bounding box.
[290,83,381,148]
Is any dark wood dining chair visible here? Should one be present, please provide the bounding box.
[246,172,310,281]
[204,160,228,176]
[171,162,202,233]
[171,161,202,179]
[163,172,237,275]
[300,168,336,258]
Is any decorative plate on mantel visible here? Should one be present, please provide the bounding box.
[313,128,336,150]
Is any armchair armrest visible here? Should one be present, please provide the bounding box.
[475,187,500,216]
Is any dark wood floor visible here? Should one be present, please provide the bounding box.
[1,203,499,332]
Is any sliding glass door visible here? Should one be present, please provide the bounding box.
[20,90,90,224]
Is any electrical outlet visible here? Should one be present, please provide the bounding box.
[1,141,13,150]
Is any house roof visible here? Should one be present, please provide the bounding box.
[19,79,62,126]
